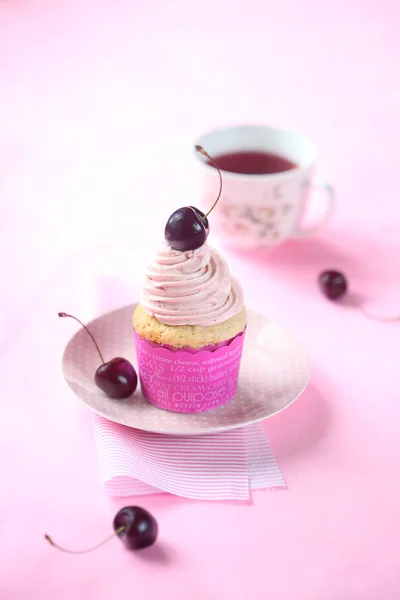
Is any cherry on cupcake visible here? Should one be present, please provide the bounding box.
[165,206,208,252]
[45,506,158,554]
[59,312,137,399]
[164,146,221,251]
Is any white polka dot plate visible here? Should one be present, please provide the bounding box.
[62,304,309,435]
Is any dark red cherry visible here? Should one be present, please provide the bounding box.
[59,313,137,399]
[45,506,158,554]
[95,357,137,399]
[165,206,207,251]
[318,271,400,323]
[319,270,347,300]
[164,146,223,252]
[113,506,158,550]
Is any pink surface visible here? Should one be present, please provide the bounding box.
[134,331,244,412]
[1,1,400,599]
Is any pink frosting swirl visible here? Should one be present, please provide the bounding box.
[142,243,244,326]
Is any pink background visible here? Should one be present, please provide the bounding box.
[1,1,400,598]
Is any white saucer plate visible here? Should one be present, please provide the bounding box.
[62,304,309,435]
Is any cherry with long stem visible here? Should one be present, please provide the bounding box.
[44,526,125,555]
[45,506,158,553]
[58,312,104,363]
[319,270,400,323]
[195,145,223,220]
[59,312,137,399]
[164,145,223,251]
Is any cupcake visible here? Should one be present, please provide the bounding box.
[133,146,246,413]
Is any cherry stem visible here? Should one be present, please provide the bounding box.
[44,526,125,555]
[58,312,105,363]
[360,308,400,323]
[195,145,222,220]
[347,299,400,322]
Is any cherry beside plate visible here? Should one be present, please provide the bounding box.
[62,304,309,435]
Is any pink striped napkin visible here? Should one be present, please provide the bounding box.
[93,415,284,500]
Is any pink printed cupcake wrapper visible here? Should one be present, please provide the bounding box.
[133,330,245,413]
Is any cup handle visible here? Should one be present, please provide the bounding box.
[293,181,335,237]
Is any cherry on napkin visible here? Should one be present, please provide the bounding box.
[93,415,284,500]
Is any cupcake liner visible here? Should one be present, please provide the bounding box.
[133,330,245,413]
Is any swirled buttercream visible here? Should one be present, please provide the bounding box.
[141,242,244,326]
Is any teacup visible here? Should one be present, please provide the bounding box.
[194,124,334,250]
